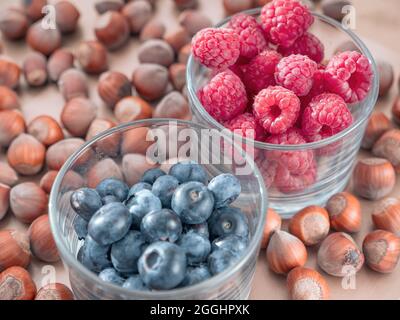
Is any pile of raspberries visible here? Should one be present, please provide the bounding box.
[191,0,373,194]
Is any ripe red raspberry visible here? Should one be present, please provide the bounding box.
[191,28,240,70]
[275,54,318,96]
[301,93,353,141]
[274,160,317,193]
[253,86,300,134]
[257,158,279,188]
[224,113,265,141]
[260,0,314,48]
[278,32,324,63]
[300,68,327,108]
[198,70,248,122]
[227,13,268,59]
[325,51,373,103]
[265,128,314,175]
[241,49,282,95]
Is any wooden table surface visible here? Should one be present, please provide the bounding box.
[0,0,399,300]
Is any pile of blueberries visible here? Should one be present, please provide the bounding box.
[71,161,250,291]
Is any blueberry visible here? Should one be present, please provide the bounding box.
[178,231,211,265]
[126,190,162,229]
[111,231,147,274]
[88,202,132,245]
[171,181,214,224]
[208,206,249,240]
[141,168,166,184]
[127,182,152,200]
[78,236,112,273]
[123,275,149,291]
[96,178,129,202]
[152,175,179,208]
[208,173,241,208]
[211,235,248,256]
[169,161,208,184]
[180,264,211,287]
[102,195,119,205]
[141,209,182,243]
[70,188,102,220]
[98,268,125,286]
[73,215,88,240]
[183,222,209,238]
[208,249,239,275]
[138,241,186,290]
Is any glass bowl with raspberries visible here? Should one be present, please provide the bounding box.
[49,119,267,300]
[187,0,379,218]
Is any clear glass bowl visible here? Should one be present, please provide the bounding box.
[49,119,267,300]
[187,9,379,218]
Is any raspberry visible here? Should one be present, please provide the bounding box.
[191,28,240,70]
[241,49,282,95]
[227,13,268,59]
[224,113,265,141]
[299,68,327,108]
[278,32,324,63]
[274,160,316,193]
[325,51,373,103]
[265,128,314,175]
[253,85,300,134]
[257,158,279,188]
[198,70,248,121]
[260,0,314,48]
[301,93,353,141]
[275,54,318,96]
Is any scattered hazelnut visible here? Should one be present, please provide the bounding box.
[35,283,74,300]
[140,19,166,42]
[29,214,59,263]
[223,0,254,14]
[0,183,10,220]
[0,57,21,89]
[178,44,191,65]
[87,158,123,188]
[169,63,186,91]
[361,112,391,149]
[371,197,400,235]
[10,182,47,223]
[0,230,30,271]
[0,7,30,40]
[55,1,80,34]
[287,267,330,300]
[261,208,281,249]
[122,153,157,185]
[58,68,89,101]
[0,86,20,111]
[61,97,97,137]
[86,118,120,156]
[164,27,191,53]
[0,266,36,300]
[154,91,191,120]
[0,162,19,187]
[98,71,132,108]
[39,170,58,194]
[47,49,74,82]
[114,96,153,123]
[326,192,361,233]
[377,60,394,97]
[95,11,130,50]
[76,40,108,75]
[174,0,198,10]
[179,10,212,36]
[0,110,26,147]
[363,230,400,274]
[373,129,400,172]
[121,0,152,34]
[46,138,86,170]
[137,39,175,67]
[95,0,124,14]
[40,170,83,194]
[121,127,154,155]
[22,51,48,87]
[27,21,62,56]
[7,133,45,176]
[352,158,395,200]
[321,0,352,21]
[24,0,47,22]
[334,40,361,54]
[391,96,400,125]
[132,63,169,101]
[27,115,64,147]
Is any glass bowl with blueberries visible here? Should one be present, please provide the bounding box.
[187,3,379,218]
[49,119,267,300]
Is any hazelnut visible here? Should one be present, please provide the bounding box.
[261,208,282,249]
[114,96,153,123]
[121,127,154,155]
[223,0,254,14]
[61,97,97,137]
[137,39,175,67]
[10,182,47,223]
[0,110,26,147]
[361,112,391,149]
[372,129,400,172]
[122,153,157,185]
[39,170,58,194]
[98,71,132,108]
[40,170,83,194]
[95,0,124,14]
[24,0,47,22]
[27,115,64,147]
[179,10,212,36]
[87,158,123,188]
[0,7,30,40]
[76,40,108,75]
[132,63,169,101]
[0,162,19,187]
[47,49,74,82]
[0,230,30,271]
[35,283,74,300]
[0,183,10,220]
[86,118,120,156]
[321,0,352,21]
[55,1,80,34]
[352,158,395,200]
[164,27,191,53]
[169,63,186,91]
[287,267,330,300]
[174,0,198,10]
[58,68,89,101]
[391,96,400,125]
[140,19,166,42]
[0,57,21,89]
[377,60,394,97]
[371,197,400,235]
[326,192,361,233]
[0,86,20,110]
[154,91,191,120]
[27,21,62,56]
[95,11,130,50]
[0,266,36,300]
[29,214,59,263]
[46,138,85,170]
[178,43,191,64]
[255,0,273,5]
[22,51,48,87]
[121,0,153,34]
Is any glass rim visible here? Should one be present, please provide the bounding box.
[187,9,380,151]
[49,118,268,299]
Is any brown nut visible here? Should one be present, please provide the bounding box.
[95,11,130,50]
[35,283,74,300]
[377,60,394,97]
[361,112,391,149]
[86,118,120,156]
[46,138,86,170]
[58,68,89,101]
[114,96,153,123]
[40,170,83,194]
[27,115,64,147]
[95,0,124,14]
[0,183,10,220]
[0,7,30,40]
[326,192,361,233]
[86,158,123,188]
[121,0,152,34]
[392,96,400,125]
[0,57,21,89]
[371,197,400,235]
[174,0,198,10]
[27,21,62,56]
[140,19,166,42]
[178,43,191,64]
[0,162,19,187]
[287,267,330,300]
[98,71,132,108]
[39,170,58,194]
[0,266,36,300]
[122,153,157,185]
[154,91,191,120]
[61,97,97,137]
[0,86,20,110]
[121,127,154,155]
[55,1,80,34]
[179,10,212,36]
[23,51,48,87]
[47,49,74,82]
[261,208,282,249]
[373,129,400,172]
[24,0,47,22]
[223,0,254,14]
[132,63,169,101]
[76,40,108,75]
[321,0,352,21]
[0,230,31,271]
[169,63,186,91]
[29,214,59,263]
[0,110,26,147]
[137,39,175,67]
[163,27,190,53]
[10,182,47,223]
